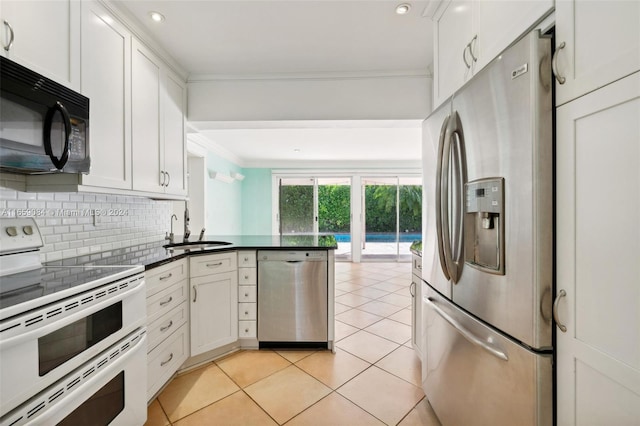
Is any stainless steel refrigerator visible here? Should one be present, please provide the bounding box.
[421,29,553,425]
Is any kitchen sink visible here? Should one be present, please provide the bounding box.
[164,241,231,252]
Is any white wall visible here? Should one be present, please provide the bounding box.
[188,75,432,122]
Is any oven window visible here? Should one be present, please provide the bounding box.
[57,371,124,426]
[38,302,123,376]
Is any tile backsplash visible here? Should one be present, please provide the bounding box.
[0,187,173,263]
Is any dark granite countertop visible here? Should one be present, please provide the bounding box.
[45,234,338,270]
[410,240,422,257]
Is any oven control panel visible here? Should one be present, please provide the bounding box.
[0,217,43,255]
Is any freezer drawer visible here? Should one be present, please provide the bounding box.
[422,286,552,426]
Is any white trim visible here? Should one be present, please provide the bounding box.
[188,70,431,83]
[272,169,421,176]
[186,133,245,166]
[188,119,423,130]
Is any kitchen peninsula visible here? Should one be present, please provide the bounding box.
[47,234,338,401]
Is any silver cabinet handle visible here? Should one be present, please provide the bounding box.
[160,171,166,186]
[426,297,508,361]
[206,261,223,268]
[160,353,174,366]
[243,257,249,262]
[468,35,478,62]
[553,289,567,332]
[166,171,171,187]
[462,44,471,69]
[3,20,14,52]
[409,282,416,297]
[193,285,197,303]
[160,320,173,332]
[244,311,249,315]
[159,296,173,306]
[159,273,173,281]
[244,292,249,298]
[552,41,566,84]
[244,328,249,333]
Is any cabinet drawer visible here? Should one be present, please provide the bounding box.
[147,279,187,324]
[190,252,237,277]
[238,285,257,303]
[238,268,257,285]
[239,320,257,338]
[412,255,422,279]
[147,323,189,401]
[239,302,257,320]
[147,302,188,353]
[146,259,188,297]
[237,250,257,267]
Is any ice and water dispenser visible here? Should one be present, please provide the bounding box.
[464,177,505,275]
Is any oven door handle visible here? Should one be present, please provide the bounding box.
[43,101,72,170]
[0,278,145,349]
[425,296,509,361]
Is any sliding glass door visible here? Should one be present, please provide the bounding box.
[361,176,422,261]
[279,177,351,260]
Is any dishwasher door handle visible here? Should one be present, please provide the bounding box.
[285,260,303,264]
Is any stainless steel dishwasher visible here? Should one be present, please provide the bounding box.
[257,250,328,345]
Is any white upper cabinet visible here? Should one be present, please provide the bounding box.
[162,71,188,196]
[432,0,475,108]
[132,39,187,196]
[0,0,80,89]
[79,1,132,190]
[132,39,164,194]
[554,0,640,106]
[431,0,553,108]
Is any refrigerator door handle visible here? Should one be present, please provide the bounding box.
[426,297,509,361]
[442,111,468,283]
[435,114,452,281]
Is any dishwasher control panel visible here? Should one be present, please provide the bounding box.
[258,250,327,262]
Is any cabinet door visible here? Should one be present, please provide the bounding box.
[162,70,187,196]
[433,0,475,108]
[190,272,238,356]
[132,39,164,193]
[0,0,79,89]
[555,0,640,106]
[475,0,553,71]
[556,72,640,425]
[79,1,131,189]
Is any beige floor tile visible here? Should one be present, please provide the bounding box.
[145,399,170,426]
[335,288,347,296]
[334,302,352,314]
[398,397,442,426]
[174,391,277,426]
[286,392,385,426]
[244,365,332,424]
[336,330,400,364]
[337,366,424,426]
[334,320,360,341]
[350,287,391,299]
[335,281,365,292]
[375,345,422,387]
[364,318,412,344]
[387,275,413,285]
[335,293,373,307]
[358,300,405,317]
[335,308,383,329]
[158,363,240,422]
[295,348,370,389]
[345,276,382,286]
[371,281,406,293]
[276,349,318,363]
[388,307,412,325]
[378,292,412,308]
[216,350,291,388]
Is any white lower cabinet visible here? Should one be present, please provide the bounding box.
[237,251,257,345]
[190,252,238,356]
[145,259,189,400]
[556,72,640,425]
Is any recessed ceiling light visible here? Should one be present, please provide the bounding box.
[395,3,411,15]
[149,11,165,23]
[293,148,301,153]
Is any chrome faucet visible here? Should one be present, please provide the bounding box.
[165,214,178,243]
[198,228,206,241]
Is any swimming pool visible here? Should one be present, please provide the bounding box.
[334,233,421,243]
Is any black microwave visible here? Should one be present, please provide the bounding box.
[0,56,90,174]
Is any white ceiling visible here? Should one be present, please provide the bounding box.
[113,0,435,167]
